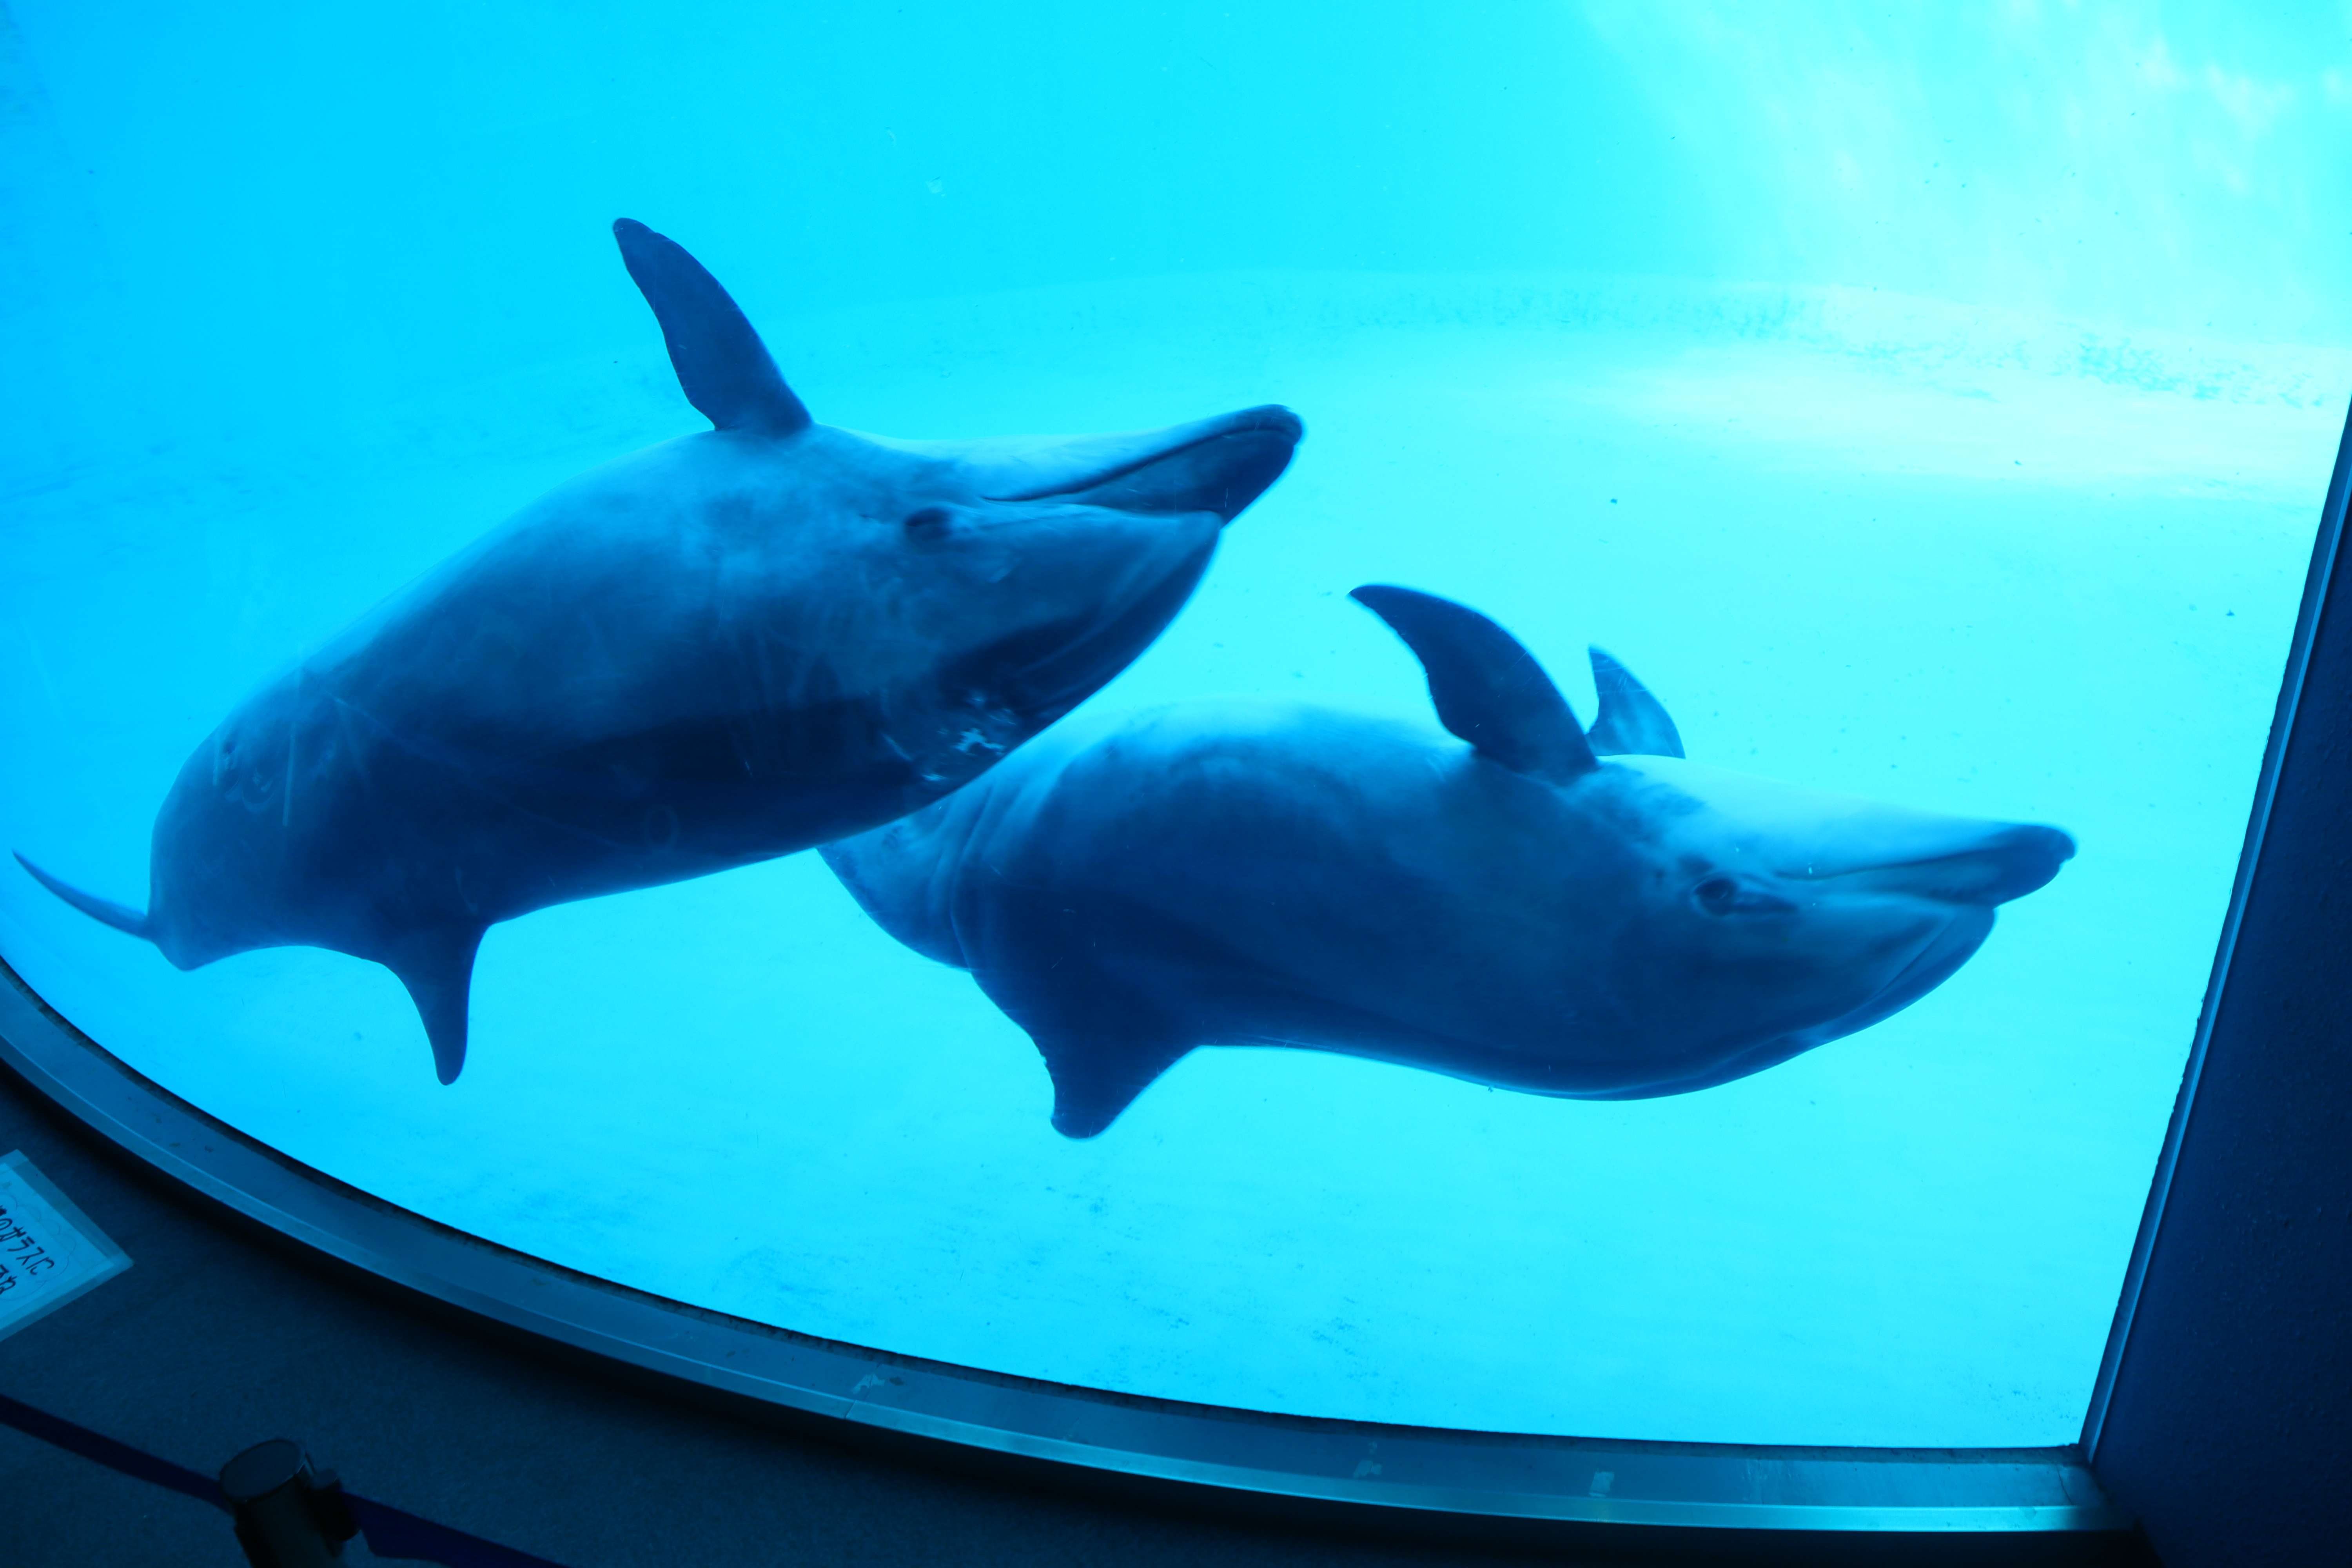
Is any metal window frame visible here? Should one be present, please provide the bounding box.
[0,962,2119,1542]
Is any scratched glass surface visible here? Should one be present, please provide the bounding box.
[3,3,2347,1445]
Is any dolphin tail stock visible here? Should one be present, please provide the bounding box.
[13,852,153,940]
[381,922,489,1085]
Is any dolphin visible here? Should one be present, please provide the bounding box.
[821,585,2074,1138]
[15,219,1302,1083]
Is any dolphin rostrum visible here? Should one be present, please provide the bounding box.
[821,586,2074,1138]
[16,220,1302,1083]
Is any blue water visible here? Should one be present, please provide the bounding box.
[3,3,2347,1447]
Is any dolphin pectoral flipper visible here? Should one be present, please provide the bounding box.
[612,218,811,436]
[1034,1024,1195,1140]
[1349,584,1598,784]
[1586,648,1685,759]
[13,853,152,940]
[383,923,489,1085]
[980,958,1193,1138]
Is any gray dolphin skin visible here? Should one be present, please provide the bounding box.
[821,586,2074,1138]
[15,219,1302,1084]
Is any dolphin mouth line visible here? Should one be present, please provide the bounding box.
[1780,826,2076,907]
[1601,904,1997,1102]
[966,541,1219,721]
[980,406,1304,512]
[1808,904,1997,1045]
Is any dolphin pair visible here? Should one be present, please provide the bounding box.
[16,221,1302,1081]
[822,586,2075,1138]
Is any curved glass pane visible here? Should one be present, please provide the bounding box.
[3,1,2345,1448]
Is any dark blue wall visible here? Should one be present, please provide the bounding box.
[2091,405,2352,1566]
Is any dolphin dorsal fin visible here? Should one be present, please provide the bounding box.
[1350,585,1597,784]
[1586,648,1685,758]
[613,219,811,436]
[383,922,488,1084]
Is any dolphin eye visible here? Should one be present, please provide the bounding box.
[1695,876,1795,917]
[902,506,956,543]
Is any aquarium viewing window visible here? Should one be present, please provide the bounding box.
[4,0,2348,1537]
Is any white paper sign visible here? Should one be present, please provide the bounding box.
[0,1151,131,1341]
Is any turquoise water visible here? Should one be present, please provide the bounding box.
[3,3,2347,1446]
